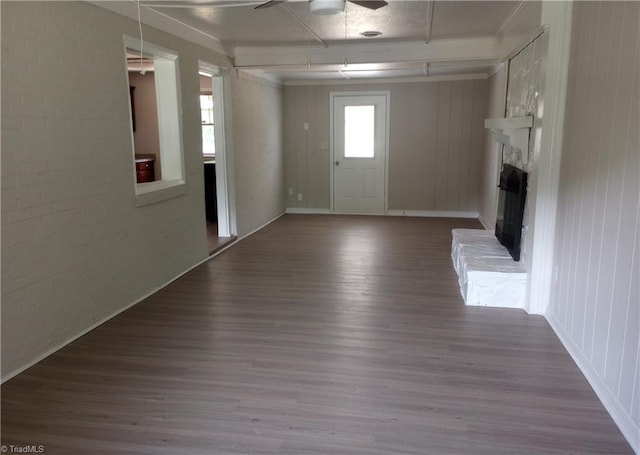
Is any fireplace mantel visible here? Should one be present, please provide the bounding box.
[484,116,533,163]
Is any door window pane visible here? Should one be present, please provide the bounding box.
[344,105,374,158]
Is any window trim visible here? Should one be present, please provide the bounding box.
[124,35,186,206]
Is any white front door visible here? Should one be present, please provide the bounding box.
[332,93,388,214]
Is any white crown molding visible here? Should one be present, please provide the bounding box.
[496,0,528,37]
[88,1,230,57]
[487,61,506,78]
[234,37,501,68]
[495,0,544,60]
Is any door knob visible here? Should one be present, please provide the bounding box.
[335,161,340,166]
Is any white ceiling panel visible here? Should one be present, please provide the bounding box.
[147,0,520,46]
[140,0,525,81]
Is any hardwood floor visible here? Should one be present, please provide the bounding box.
[1,215,633,454]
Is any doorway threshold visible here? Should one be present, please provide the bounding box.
[206,221,237,256]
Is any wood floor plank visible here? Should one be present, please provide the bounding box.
[1,215,633,454]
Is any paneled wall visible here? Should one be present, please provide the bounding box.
[232,72,285,235]
[1,2,285,379]
[547,1,639,450]
[284,80,488,213]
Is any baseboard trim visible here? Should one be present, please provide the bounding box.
[1,211,287,385]
[546,312,639,454]
[285,209,480,218]
[237,211,286,240]
[285,208,332,214]
[1,251,214,384]
[387,210,479,219]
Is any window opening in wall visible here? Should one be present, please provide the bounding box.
[124,36,186,205]
[127,51,160,183]
[200,94,215,157]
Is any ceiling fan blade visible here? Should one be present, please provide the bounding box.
[348,0,387,10]
[254,0,287,9]
[142,1,265,7]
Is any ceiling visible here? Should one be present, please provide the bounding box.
[138,0,525,82]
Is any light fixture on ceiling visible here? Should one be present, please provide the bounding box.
[309,0,345,15]
[360,30,382,38]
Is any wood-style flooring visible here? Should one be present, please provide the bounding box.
[1,215,633,454]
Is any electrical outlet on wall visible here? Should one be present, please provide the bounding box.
[303,122,309,131]
[297,193,303,201]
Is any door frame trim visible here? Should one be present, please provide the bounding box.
[329,91,391,214]
[198,61,236,238]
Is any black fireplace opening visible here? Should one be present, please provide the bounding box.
[496,164,528,261]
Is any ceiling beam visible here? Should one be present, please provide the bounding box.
[89,1,229,56]
[140,1,263,7]
[234,37,501,67]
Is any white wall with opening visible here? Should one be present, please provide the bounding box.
[199,61,234,238]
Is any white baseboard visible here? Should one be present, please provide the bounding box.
[1,251,214,384]
[546,312,639,454]
[285,207,332,214]
[237,211,286,240]
[1,211,287,385]
[286,208,480,219]
[387,210,479,219]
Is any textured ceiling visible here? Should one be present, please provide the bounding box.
[141,0,524,81]
[147,1,519,46]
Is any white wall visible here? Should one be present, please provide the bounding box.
[232,71,285,235]
[284,79,488,213]
[546,1,639,451]
[1,1,285,379]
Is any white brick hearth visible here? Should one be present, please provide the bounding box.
[452,229,526,309]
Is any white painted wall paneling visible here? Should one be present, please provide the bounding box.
[546,1,640,451]
[284,79,488,213]
[1,1,285,380]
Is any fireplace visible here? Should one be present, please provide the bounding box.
[496,164,527,261]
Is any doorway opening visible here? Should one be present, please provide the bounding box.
[199,63,236,255]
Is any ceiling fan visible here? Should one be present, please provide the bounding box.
[255,1,388,13]
[143,0,388,14]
